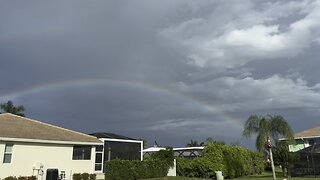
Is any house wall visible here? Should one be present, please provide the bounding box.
[0,141,96,180]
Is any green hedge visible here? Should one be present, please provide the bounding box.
[73,173,97,180]
[4,176,36,180]
[105,148,174,180]
[105,159,169,180]
[177,143,265,178]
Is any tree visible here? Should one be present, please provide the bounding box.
[273,141,297,177]
[0,100,25,117]
[206,137,225,145]
[243,114,294,180]
[186,139,205,147]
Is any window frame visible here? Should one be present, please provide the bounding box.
[72,146,92,160]
[3,143,14,164]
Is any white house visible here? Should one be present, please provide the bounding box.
[0,113,103,180]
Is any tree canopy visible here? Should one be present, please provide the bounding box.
[243,114,294,152]
[0,100,26,117]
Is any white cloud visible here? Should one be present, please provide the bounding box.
[174,75,320,113]
[159,0,320,69]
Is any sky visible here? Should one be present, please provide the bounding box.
[1,0,320,148]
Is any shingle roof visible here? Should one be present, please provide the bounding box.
[295,126,320,139]
[0,113,101,144]
[90,132,137,140]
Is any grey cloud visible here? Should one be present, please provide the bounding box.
[1,0,320,148]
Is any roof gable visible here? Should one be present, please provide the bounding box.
[295,126,320,139]
[0,113,101,144]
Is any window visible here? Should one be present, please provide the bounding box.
[72,146,91,160]
[95,145,103,171]
[3,144,13,163]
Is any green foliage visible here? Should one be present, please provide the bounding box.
[89,174,96,180]
[73,173,82,180]
[243,114,294,152]
[251,151,265,174]
[4,177,17,180]
[176,143,265,178]
[81,173,89,180]
[0,100,25,117]
[204,143,226,173]
[4,177,35,180]
[105,159,169,180]
[273,141,298,177]
[149,148,175,167]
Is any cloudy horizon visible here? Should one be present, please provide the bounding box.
[1,0,320,148]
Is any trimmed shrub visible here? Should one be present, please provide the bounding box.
[72,173,82,180]
[81,173,89,180]
[176,143,265,178]
[89,174,96,180]
[4,177,35,180]
[105,159,170,180]
[4,177,17,180]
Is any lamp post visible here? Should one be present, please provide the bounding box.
[267,137,276,180]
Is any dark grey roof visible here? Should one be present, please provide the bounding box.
[89,132,137,140]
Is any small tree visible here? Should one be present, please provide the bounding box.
[273,141,297,177]
[0,100,25,117]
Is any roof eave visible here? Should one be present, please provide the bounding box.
[0,137,103,145]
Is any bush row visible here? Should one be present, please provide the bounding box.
[105,159,169,180]
[177,143,264,179]
[72,173,96,180]
[105,148,174,180]
[3,176,36,180]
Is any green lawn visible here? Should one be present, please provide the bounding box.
[143,171,320,180]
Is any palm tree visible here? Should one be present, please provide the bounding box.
[243,114,294,180]
[187,139,204,147]
[0,100,25,117]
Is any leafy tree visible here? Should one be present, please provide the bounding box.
[273,141,297,177]
[206,137,226,145]
[0,100,25,117]
[187,139,205,147]
[243,114,294,180]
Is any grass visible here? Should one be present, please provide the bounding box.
[144,171,320,180]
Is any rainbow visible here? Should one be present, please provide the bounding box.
[0,79,244,130]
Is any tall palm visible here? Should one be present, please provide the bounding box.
[0,100,25,117]
[243,114,293,151]
[243,114,294,180]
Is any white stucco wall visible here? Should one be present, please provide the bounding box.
[0,141,97,180]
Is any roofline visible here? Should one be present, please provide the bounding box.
[0,113,99,141]
[99,138,143,143]
[0,137,103,145]
[173,147,205,151]
[279,135,320,141]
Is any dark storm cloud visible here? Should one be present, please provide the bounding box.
[1,0,320,148]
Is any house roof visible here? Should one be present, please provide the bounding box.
[89,132,137,140]
[295,126,320,139]
[0,113,101,144]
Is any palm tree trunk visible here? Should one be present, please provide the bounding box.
[269,144,276,180]
[267,137,276,180]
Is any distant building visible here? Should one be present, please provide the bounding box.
[0,113,102,180]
